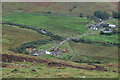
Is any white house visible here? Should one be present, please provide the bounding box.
[99,19,102,22]
[40,30,47,34]
[93,27,98,30]
[108,24,116,28]
[45,51,51,54]
[33,52,39,56]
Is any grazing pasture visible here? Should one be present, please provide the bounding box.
[3,13,90,37]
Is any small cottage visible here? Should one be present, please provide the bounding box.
[108,24,116,28]
[45,51,51,54]
[103,28,112,33]
[100,24,109,27]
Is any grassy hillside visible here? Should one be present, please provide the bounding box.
[69,41,118,62]
[2,24,50,54]
[1,2,119,78]
[83,34,118,43]
[2,2,118,17]
[2,12,118,64]
[2,62,118,78]
[3,13,90,37]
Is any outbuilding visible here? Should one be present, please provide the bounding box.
[33,52,39,56]
[108,24,116,28]
[45,51,51,54]
[103,28,112,33]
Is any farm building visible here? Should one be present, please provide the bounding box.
[89,24,95,28]
[40,30,47,34]
[103,28,112,33]
[33,52,39,56]
[100,28,112,35]
[93,27,98,30]
[108,24,116,28]
[100,24,109,27]
[45,51,51,54]
[96,24,108,29]
[94,23,111,30]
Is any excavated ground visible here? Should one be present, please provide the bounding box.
[2,54,108,72]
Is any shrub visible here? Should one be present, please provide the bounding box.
[100,31,104,35]
[94,10,110,20]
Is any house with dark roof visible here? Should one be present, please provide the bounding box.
[100,24,109,27]
[103,28,112,33]
[96,24,109,29]
[89,24,95,28]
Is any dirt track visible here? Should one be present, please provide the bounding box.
[2,54,107,72]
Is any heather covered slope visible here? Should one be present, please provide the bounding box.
[2,2,118,16]
[2,54,118,78]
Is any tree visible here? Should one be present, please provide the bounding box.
[69,9,73,12]
[94,10,101,18]
[102,11,110,20]
[112,11,117,18]
[87,15,90,19]
[47,12,51,14]
[24,50,29,54]
[73,5,77,8]
[100,31,104,35]
[80,13,83,17]
[69,9,73,14]
[112,28,117,34]
[112,10,120,18]
[94,10,110,20]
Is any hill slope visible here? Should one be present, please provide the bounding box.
[2,24,50,54]
[2,2,118,16]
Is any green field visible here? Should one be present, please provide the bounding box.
[69,41,118,63]
[3,12,90,37]
[83,34,118,43]
[3,12,119,43]
[2,13,118,63]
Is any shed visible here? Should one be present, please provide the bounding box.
[33,52,39,56]
[40,30,47,34]
[45,51,51,54]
